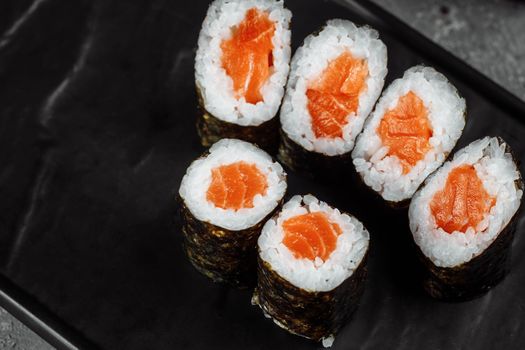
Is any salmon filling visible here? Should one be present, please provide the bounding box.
[430,165,496,234]
[378,91,433,174]
[282,212,342,261]
[221,8,275,104]
[207,161,268,210]
[306,51,369,139]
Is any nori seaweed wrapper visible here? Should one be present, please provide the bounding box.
[416,141,523,301]
[417,217,517,301]
[196,87,280,155]
[253,250,368,342]
[179,197,282,289]
[278,129,353,181]
[351,165,411,210]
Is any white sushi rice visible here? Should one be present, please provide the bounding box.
[322,335,335,348]
[409,137,523,268]
[280,19,387,156]
[352,65,466,202]
[258,195,369,292]
[195,0,291,126]
[179,139,287,231]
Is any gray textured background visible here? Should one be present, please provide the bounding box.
[376,0,525,100]
[0,307,51,349]
[1,0,524,349]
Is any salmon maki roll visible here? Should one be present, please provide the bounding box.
[352,66,466,205]
[178,139,287,287]
[279,19,387,177]
[409,137,523,300]
[254,195,369,347]
[194,0,292,153]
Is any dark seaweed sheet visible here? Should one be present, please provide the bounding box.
[278,129,354,182]
[180,195,282,288]
[1,0,525,349]
[196,88,281,154]
[255,252,368,342]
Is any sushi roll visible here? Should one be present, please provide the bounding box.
[352,66,466,205]
[279,19,387,177]
[178,139,287,287]
[254,195,369,346]
[194,0,292,153]
[409,137,523,300]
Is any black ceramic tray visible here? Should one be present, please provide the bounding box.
[1,0,525,349]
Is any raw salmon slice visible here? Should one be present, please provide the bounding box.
[378,91,433,173]
[306,51,368,138]
[221,8,275,104]
[207,161,268,210]
[430,165,496,233]
[282,212,342,261]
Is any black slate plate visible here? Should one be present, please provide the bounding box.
[1,0,525,349]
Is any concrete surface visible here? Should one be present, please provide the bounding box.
[1,1,524,349]
[373,0,525,100]
[0,307,53,349]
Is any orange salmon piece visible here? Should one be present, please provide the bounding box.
[306,51,368,138]
[207,161,268,210]
[430,165,496,233]
[378,91,433,173]
[221,8,275,104]
[282,212,343,261]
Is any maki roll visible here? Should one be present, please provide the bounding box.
[409,137,523,300]
[178,139,287,287]
[194,0,292,153]
[352,66,466,205]
[254,195,369,347]
[279,20,387,177]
